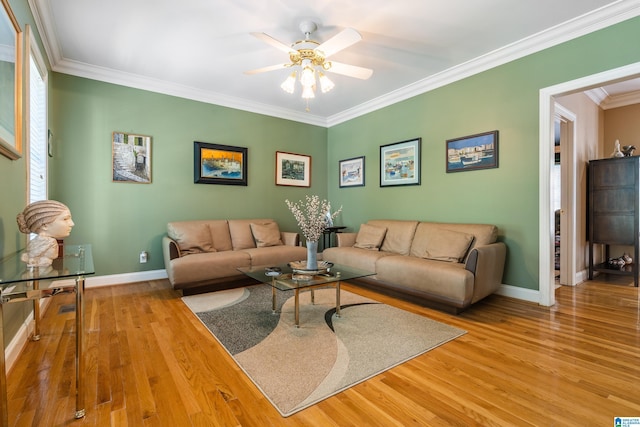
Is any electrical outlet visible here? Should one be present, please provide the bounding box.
[139,251,148,263]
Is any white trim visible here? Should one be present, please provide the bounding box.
[28,0,640,127]
[496,284,540,304]
[539,61,640,306]
[85,269,168,289]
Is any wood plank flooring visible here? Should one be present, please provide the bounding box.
[6,276,640,426]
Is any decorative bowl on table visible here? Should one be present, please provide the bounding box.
[288,260,334,275]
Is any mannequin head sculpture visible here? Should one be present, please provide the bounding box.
[17,200,74,267]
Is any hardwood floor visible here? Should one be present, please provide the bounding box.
[6,276,640,426]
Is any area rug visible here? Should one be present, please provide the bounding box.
[182,285,466,417]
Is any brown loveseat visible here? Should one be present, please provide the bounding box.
[322,220,506,313]
[162,219,306,294]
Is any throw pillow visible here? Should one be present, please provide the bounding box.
[167,222,215,255]
[420,228,474,262]
[250,222,283,247]
[353,223,387,251]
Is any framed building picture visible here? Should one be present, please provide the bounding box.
[275,151,311,187]
[446,130,498,172]
[112,132,152,183]
[380,138,421,187]
[339,156,365,188]
[194,141,248,185]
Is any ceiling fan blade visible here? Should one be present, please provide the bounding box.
[315,28,362,58]
[250,32,295,54]
[326,61,373,80]
[244,64,288,75]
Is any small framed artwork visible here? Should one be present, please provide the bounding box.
[380,138,421,187]
[275,151,311,187]
[339,156,365,188]
[112,132,152,183]
[446,130,499,173]
[194,141,248,186]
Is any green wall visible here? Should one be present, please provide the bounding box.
[327,16,640,290]
[2,0,640,351]
[49,75,328,275]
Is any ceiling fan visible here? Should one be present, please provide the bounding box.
[245,21,373,101]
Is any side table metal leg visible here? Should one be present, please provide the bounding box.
[75,276,86,419]
[0,303,8,426]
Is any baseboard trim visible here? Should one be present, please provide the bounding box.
[86,269,168,288]
[496,284,540,304]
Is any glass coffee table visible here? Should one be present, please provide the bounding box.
[238,262,375,328]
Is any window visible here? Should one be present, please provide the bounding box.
[26,25,48,204]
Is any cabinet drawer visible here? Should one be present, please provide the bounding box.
[592,214,636,244]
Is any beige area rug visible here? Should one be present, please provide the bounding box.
[182,285,466,417]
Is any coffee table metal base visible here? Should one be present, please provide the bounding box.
[270,276,341,328]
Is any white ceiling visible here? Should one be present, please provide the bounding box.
[29,0,640,127]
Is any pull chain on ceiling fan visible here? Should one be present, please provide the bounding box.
[245,20,373,110]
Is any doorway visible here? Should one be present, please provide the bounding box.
[538,62,640,307]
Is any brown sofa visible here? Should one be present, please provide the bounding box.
[322,220,506,313]
[162,219,306,294]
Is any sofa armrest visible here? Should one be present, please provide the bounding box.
[465,242,506,303]
[281,231,300,246]
[162,236,181,261]
[336,232,357,247]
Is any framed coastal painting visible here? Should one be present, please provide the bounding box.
[194,141,248,185]
[339,156,365,188]
[275,151,311,187]
[380,138,421,187]
[112,132,152,183]
[446,130,499,173]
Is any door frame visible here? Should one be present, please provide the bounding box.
[554,104,577,287]
[538,61,640,306]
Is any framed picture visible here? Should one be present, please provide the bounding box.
[275,151,311,187]
[0,0,23,160]
[339,156,365,188]
[194,141,248,185]
[112,132,152,183]
[380,138,421,187]
[446,130,499,173]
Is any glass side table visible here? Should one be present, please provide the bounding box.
[0,244,94,424]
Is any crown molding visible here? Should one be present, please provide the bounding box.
[31,0,640,128]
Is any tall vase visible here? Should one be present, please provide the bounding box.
[306,240,318,270]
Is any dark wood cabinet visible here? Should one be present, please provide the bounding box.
[588,156,640,286]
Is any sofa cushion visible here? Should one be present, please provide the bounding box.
[323,246,393,273]
[367,220,419,255]
[229,219,273,250]
[208,220,233,252]
[375,255,474,305]
[242,245,306,266]
[410,222,498,261]
[411,227,474,262]
[167,221,214,255]
[353,223,387,250]
[168,251,250,285]
[250,222,283,247]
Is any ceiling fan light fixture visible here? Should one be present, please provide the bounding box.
[318,72,335,93]
[301,85,315,99]
[300,65,316,88]
[280,71,297,94]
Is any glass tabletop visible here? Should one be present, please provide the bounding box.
[0,244,95,291]
[238,262,375,291]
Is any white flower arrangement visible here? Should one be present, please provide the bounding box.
[285,195,342,242]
